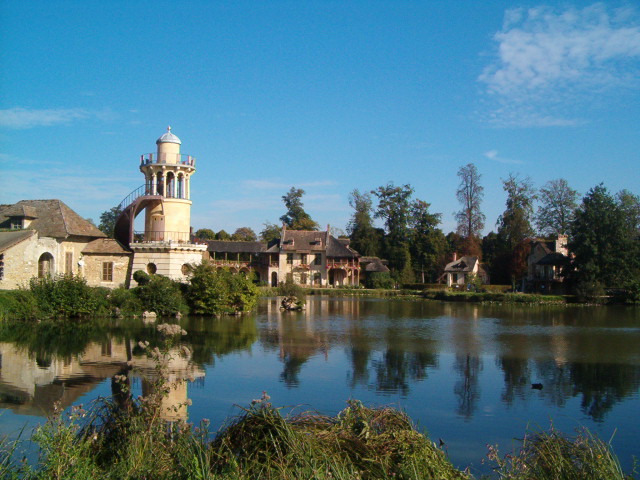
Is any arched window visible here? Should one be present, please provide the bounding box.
[38,253,54,278]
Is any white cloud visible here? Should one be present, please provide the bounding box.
[483,150,523,165]
[0,107,90,129]
[480,3,640,126]
[0,107,115,129]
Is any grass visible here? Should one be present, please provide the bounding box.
[1,395,634,479]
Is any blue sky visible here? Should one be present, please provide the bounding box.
[2,1,639,236]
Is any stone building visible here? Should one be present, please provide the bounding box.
[0,200,130,289]
[205,226,360,287]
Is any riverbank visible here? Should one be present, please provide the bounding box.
[0,396,631,479]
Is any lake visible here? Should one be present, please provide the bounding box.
[1,296,639,476]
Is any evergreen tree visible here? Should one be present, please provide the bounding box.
[280,187,319,230]
[570,184,636,289]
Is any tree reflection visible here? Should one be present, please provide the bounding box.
[497,356,530,405]
[453,354,482,419]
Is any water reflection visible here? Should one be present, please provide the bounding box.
[0,298,639,427]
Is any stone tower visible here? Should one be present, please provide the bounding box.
[126,127,207,282]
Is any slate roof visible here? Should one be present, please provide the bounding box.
[206,240,267,254]
[82,238,131,255]
[0,200,106,239]
[0,230,36,254]
[326,235,359,258]
[280,230,328,252]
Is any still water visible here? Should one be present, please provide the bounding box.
[1,296,639,476]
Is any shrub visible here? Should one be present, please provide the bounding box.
[0,289,41,321]
[276,278,306,303]
[365,271,395,289]
[132,270,150,286]
[29,275,108,318]
[188,263,260,315]
[108,286,143,315]
[134,275,187,316]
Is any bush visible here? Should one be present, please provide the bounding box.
[187,263,260,315]
[132,270,150,286]
[29,275,109,318]
[108,286,143,315]
[365,271,395,289]
[276,278,306,303]
[574,277,605,303]
[134,275,187,316]
[0,289,41,321]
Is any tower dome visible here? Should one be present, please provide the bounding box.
[156,126,182,145]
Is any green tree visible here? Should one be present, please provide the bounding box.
[372,183,414,278]
[409,199,446,282]
[280,187,319,230]
[187,263,259,315]
[569,184,636,290]
[231,227,257,241]
[194,228,216,240]
[134,275,187,316]
[260,222,281,242]
[216,229,231,241]
[497,174,536,250]
[98,205,122,238]
[536,178,578,236]
[454,163,485,253]
[616,189,640,232]
[347,189,380,257]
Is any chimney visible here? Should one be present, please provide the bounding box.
[453,252,457,262]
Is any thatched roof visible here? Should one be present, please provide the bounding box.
[0,200,106,239]
[444,256,478,273]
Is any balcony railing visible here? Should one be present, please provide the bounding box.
[133,230,192,243]
[140,153,196,168]
[327,260,359,269]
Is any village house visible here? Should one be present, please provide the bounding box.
[442,254,488,288]
[526,235,570,294]
[0,200,130,289]
[205,225,360,287]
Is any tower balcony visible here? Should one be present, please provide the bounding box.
[140,153,196,169]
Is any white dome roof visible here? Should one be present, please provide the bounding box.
[156,126,182,145]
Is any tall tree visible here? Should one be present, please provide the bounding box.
[569,184,633,289]
[280,187,319,230]
[454,163,485,250]
[231,227,257,241]
[347,189,380,257]
[616,189,640,232]
[260,222,281,242]
[216,230,231,240]
[409,199,446,282]
[372,183,415,281]
[536,178,578,236]
[98,205,122,238]
[497,174,536,250]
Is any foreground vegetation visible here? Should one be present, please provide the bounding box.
[0,396,632,479]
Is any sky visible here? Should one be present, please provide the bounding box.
[2,1,639,237]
